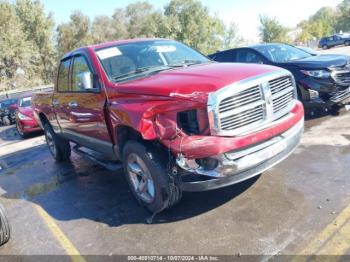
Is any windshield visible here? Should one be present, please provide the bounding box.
[254,44,312,63]
[20,97,31,107]
[95,40,210,82]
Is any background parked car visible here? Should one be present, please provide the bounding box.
[0,98,18,126]
[296,46,318,56]
[209,43,350,115]
[318,34,350,50]
[15,96,41,138]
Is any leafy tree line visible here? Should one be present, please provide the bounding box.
[0,0,241,91]
[259,0,350,44]
[0,0,56,91]
[297,0,350,43]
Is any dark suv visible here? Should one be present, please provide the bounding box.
[319,35,350,50]
[209,44,350,114]
[0,98,18,126]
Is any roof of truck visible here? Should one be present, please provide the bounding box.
[61,38,170,60]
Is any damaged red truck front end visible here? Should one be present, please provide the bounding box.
[109,62,304,192]
[33,39,304,212]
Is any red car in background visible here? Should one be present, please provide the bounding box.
[16,96,41,137]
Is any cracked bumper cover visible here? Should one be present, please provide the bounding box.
[177,118,304,192]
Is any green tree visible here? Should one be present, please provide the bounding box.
[0,1,40,91]
[92,15,117,43]
[259,15,290,43]
[223,22,243,49]
[15,0,57,83]
[56,11,94,56]
[336,0,350,32]
[124,1,168,38]
[164,0,225,54]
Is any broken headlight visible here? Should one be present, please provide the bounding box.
[177,109,200,135]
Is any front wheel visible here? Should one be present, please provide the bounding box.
[322,45,328,50]
[123,141,182,213]
[16,122,26,138]
[44,123,71,162]
[0,203,10,246]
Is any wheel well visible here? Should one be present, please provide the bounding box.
[116,126,143,156]
[116,125,171,161]
[297,84,310,101]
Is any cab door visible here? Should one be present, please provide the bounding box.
[53,57,73,133]
[56,53,115,158]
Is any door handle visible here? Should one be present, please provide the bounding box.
[52,99,60,106]
[68,101,78,108]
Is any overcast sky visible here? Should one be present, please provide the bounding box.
[40,0,342,41]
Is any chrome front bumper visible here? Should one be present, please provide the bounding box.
[177,118,304,192]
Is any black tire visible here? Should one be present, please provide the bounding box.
[0,203,11,246]
[322,45,328,50]
[2,116,10,126]
[345,41,350,46]
[44,123,71,162]
[123,141,182,213]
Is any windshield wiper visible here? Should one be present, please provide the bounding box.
[112,66,171,82]
[168,60,210,67]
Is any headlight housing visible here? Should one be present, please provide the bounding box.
[17,112,32,120]
[301,70,331,78]
[309,89,319,100]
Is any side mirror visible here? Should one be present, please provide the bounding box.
[77,72,93,90]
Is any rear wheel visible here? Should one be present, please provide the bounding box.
[44,123,71,162]
[345,41,350,46]
[123,141,182,213]
[0,203,10,246]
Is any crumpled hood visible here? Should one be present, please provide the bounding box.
[115,63,281,103]
[285,54,350,69]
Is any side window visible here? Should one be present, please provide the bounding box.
[57,59,71,92]
[71,56,94,92]
[213,51,235,62]
[236,50,263,64]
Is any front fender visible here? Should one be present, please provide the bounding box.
[108,96,205,140]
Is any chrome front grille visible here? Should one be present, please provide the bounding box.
[220,104,264,130]
[269,76,292,94]
[219,85,262,113]
[269,76,295,114]
[208,70,296,136]
[332,70,350,86]
[330,87,350,103]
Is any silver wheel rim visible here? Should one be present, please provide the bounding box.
[45,130,56,157]
[126,153,155,204]
[16,122,23,136]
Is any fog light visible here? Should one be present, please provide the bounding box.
[309,89,319,100]
[196,158,219,170]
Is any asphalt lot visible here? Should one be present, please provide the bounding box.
[1,46,350,259]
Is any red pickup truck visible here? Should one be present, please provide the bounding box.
[32,39,304,212]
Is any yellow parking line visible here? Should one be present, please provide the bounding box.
[299,204,350,255]
[34,205,86,262]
